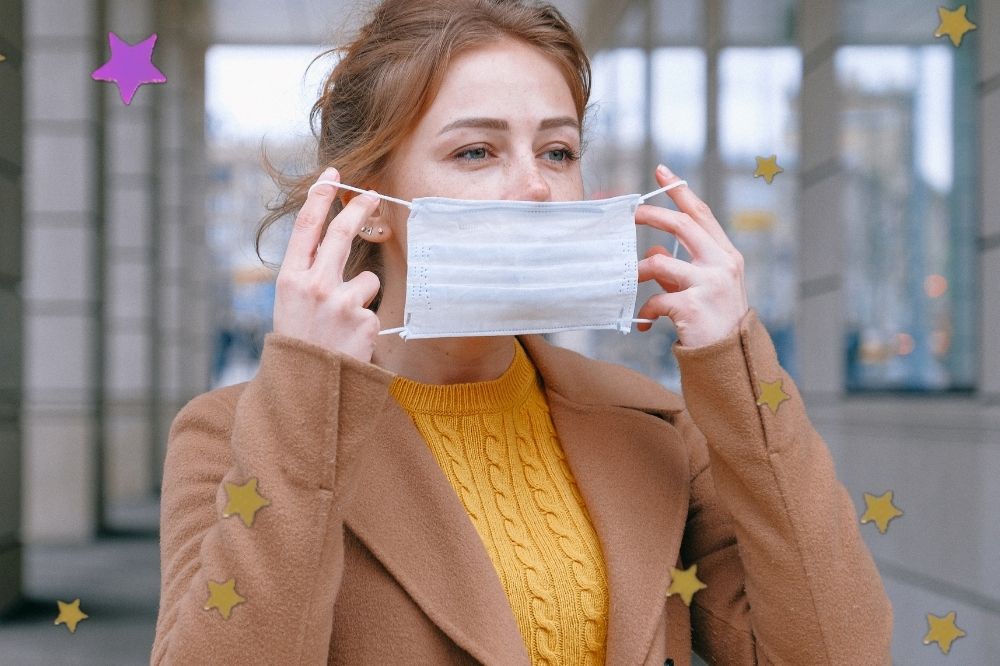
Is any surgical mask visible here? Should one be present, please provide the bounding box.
[309,180,686,340]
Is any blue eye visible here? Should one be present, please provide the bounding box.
[545,148,580,162]
[456,147,489,161]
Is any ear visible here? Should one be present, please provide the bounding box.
[341,191,388,220]
[343,191,393,243]
[368,199,389,222]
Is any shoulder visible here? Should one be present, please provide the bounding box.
[168,382,248,436]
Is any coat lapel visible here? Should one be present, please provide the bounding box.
[343,395,529,664]
[344,334,691,665]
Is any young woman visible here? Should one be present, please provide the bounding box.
[151,1,892,664]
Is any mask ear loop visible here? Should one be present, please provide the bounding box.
[638,179,687,259]
[307,180,414,209]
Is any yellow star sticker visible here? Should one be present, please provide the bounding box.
[54,598,89,633]
[666,564,707,607]
[222,477,271,527]
[754,155,783,184]
[756,378,790,414]
[934,5,976,47]
[923,611,966,654]
[203,577,246,620]
[860,490,903,534]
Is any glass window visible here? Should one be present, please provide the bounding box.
[837,45,977,390]
[204,45,329,387]
[556,47,706,390]
[719,47,802,374]
[652,48,707,168]
[587,47,648,196]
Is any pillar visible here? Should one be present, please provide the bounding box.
[795,0,845,398]
[0,0,25,614]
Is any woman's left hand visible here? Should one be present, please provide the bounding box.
[635,164,750,348]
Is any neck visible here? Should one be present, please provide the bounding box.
[373,324,517,385]
[372,270,516,384]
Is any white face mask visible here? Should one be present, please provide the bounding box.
[312,181,686,340]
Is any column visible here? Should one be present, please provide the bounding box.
[0,0,25,614]
[795,0,845,398]
[980,0,1000,400]
[102,0,157,523]
[154,0,213,489]
[22,0,100,543]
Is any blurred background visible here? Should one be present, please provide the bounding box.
[0,0,997,663]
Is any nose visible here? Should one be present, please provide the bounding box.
[509,155,551,202]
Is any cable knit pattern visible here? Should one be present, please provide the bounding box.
[388,339,609,665]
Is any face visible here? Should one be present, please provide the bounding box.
[365,39,586,331]
[377,38,585,239]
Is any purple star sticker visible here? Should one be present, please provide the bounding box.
[91,32,167,105]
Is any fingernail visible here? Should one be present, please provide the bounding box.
[657,164,673,178]
[362,190,379,202]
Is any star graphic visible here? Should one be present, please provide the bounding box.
[91,32,166,105]
[666,564,707,607]
[756,378,790,415]
[203,577,246,620]
[54,598,89,633]
[860,490,903,534]
[222,477,271,527]
[923,611,966,654]
[934,5,977,47]
[754,155,783,184]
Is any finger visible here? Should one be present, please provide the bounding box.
[644,245,673,260]
[635,291,684,332]
[311,189,380,277]
[283,167,341,272]
[341,270,381,309]
[638,252,697,293]
[654,165,739,255]
[635,204,722,262]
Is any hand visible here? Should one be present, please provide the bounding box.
[273,167,383,363]
[634,165,750,348]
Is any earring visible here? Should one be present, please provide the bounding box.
[362,226,384,236]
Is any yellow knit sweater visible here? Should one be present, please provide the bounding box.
[388,338,609,665]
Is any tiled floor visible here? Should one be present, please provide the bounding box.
[0,398,997,664]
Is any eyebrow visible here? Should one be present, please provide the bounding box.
[437,116,580,135]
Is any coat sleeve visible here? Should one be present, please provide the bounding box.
[670,309,893,665]
[150,333,396,665]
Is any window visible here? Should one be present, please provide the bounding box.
[838,44,977,391]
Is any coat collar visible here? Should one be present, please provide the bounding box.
[343,334,690,664]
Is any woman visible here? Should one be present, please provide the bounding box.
[151,1,892,664]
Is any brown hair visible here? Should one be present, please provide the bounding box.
[255,0,591,313]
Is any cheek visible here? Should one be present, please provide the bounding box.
[556,169,585,200]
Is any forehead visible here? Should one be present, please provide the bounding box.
[420,39,578,126]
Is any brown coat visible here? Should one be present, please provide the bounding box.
[151,310,892,665]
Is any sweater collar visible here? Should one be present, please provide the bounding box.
[387,338,538,415]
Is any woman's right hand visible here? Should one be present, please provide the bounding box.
[273,167,383,364]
